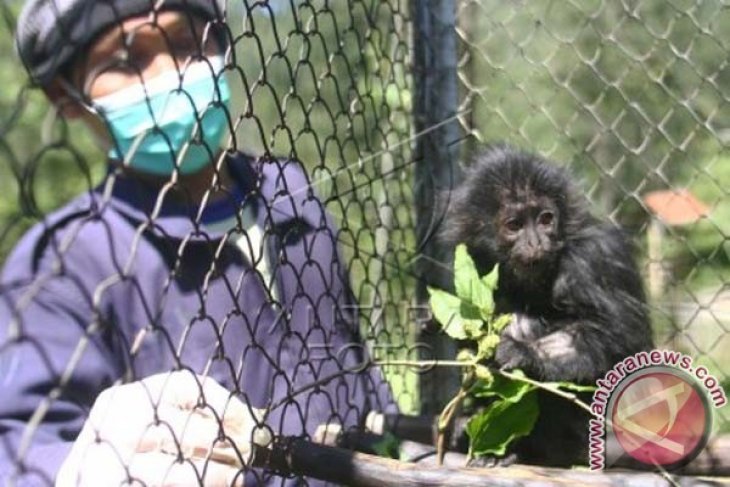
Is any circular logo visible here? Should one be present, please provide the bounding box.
[608,366,711,468]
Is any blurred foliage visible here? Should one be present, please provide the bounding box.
[459,0,729,227]
[667,154,730,290]
[458,0,729,292]
[0,0,105,262]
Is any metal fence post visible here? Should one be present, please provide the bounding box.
[411,0,463,415]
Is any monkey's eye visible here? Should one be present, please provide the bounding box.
[538,211,555,226]
[505,218,522,232]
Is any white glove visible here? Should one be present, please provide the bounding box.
[56,371,271,486]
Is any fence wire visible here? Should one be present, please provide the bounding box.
[0,0,728,485]
[0,1,416,485]
[457,0,730,429]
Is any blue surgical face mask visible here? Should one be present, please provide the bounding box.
[92,55,231,176]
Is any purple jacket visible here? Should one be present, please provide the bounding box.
[0,153,394,485]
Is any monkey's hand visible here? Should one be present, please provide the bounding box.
[494,335,541,377]
[498,323,590,382]
[492,313,545,376]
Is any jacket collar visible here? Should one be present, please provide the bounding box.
[97,153,311,241]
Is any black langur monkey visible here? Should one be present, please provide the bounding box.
[441,144,653,465]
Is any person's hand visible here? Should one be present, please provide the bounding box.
[56,371,271,486]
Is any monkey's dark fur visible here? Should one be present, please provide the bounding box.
[441,144,653,466]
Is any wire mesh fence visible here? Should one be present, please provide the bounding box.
[456,0,730,430]
[0,0,728,485]
[0,1,417,484]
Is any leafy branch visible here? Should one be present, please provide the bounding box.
[425,244,594,463]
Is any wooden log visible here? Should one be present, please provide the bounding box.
[251,438,727,487]
[366,414,730,476]
[680,435,730,476]
[399,436,730,477]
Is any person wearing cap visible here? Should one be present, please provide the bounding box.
[2,1,393,485]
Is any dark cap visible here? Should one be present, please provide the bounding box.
[15,0,227,86]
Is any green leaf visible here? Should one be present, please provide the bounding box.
[428,287,460,320]
[456,349,476,363]
[545,381,597,393]
[481,264,500,291]
[462,320,485,338]
[491,313,512,334]
[474,364,494,383]
[453,245,495,318]
[476,334,500,361]
[453,244,480,299]
[476,293,495,320]
[460,301,486,338]
[471,370,535,401]
[371,432,400,459]
[428,287,482,340]
[459,300,483,321]
[466,389,539,457]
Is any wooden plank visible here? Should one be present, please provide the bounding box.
[251,438,728,487]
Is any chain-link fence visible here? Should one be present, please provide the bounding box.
[456,0,730,429]
[0,0,728,485]
[0,1,418,484]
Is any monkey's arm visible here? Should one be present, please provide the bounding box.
[495,320,618,383]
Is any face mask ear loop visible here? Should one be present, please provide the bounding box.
[41,77,96,145]
[60,55,147,159]
[50,78,112,154]
[57,52,139,116]
[56,77,100,117]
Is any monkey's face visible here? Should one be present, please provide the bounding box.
[494,191,563,274]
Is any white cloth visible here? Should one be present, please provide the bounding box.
[204,205,278,301]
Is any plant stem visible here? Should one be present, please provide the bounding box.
[375,359,474,368]
[497,369,595,416]
[376,358,597,418]
[436,381,471,466]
